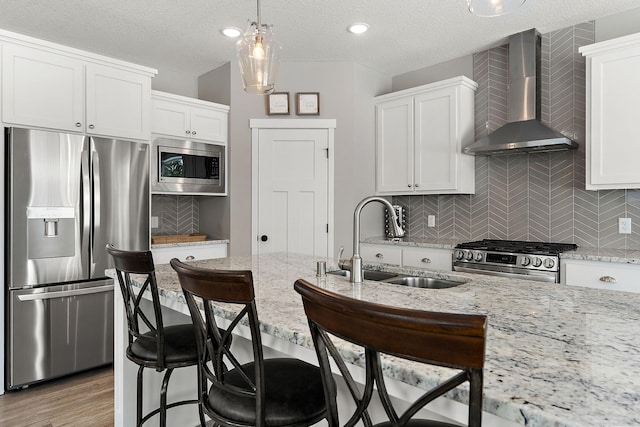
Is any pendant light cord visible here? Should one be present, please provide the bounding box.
[256,0,262,27]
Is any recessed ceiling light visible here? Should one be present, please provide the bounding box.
[347,23,369,34]
[221,27,242,38]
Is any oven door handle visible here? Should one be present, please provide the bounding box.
[453,265,558,283]
[17,284,114,301]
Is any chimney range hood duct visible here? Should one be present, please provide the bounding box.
[465,29,578,155]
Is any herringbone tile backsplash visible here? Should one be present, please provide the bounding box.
[151,195,200,236]
[394,21,640,249]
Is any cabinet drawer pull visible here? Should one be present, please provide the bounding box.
[75,122,82,127]
[599,275,616,283]
[375,253,384,258]
[88,124,95,129]
[421,257,431,264]
[185,255,195,260]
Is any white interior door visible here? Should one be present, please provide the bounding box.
[255,126,331,258]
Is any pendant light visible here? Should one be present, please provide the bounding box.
[237,0,282,95]
[467,0,526,17]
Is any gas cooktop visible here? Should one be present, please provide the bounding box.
[455,239,578,255]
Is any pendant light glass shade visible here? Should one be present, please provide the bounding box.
[467,0,526,17]
[237,22,282,95]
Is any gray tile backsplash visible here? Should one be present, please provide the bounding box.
[151,195,200,235]
[394,21,640,249]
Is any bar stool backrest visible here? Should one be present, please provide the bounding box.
[106,244,167,371]
[169,259,267,424]
[294,279,487,427]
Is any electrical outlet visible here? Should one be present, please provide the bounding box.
[619,217,632,234]
[427,215,436,227]
[151,216,159,228]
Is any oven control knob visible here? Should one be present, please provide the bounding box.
[455,250,464,260]
[465,251,474,261]
[474,252,483,262]
[543,258,555,269]
[521,256,531,266]
[532,257,543,267]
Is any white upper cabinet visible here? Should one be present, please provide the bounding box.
[151,91,229,144]
[375,76,477,195]
[0,30,156,141]
[581,32,640,190]
[85,63,151,140]
[2,44,84,132]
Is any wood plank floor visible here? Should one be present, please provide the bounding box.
[0,366,114,427]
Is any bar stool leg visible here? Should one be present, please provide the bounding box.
[160,368,174,427]
[137,365,145,427]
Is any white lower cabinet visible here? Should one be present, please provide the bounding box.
[151,243,228,265]
[360,244,402,266]
[402,247,453,271]
[562,259,640,293]
[360,243,453,271]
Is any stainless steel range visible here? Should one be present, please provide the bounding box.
[452,240,578,283]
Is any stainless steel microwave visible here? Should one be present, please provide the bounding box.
[151,137,226,195]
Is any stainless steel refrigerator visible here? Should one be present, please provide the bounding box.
[5,127,149,390]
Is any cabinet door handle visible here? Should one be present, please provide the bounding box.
[599,275,616,283]
[407,184,412,188]
[192,130,197,135]
[421,257,431,264]
[414,184,419,188]
[88,124,95,129]
[186,130,191,134]
[75,122,82,127]
[375,253,384,258]
[185,255,195,261]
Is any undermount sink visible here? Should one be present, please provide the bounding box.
[384,276,463,289]
[327,269,465,289]
[327,269,398,281]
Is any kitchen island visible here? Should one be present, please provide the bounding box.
[109,252,640,427]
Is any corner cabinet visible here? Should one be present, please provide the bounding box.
[151,91,229,144]
[580,32,640,190]
[375,76,477,195]
[1,33,156,141]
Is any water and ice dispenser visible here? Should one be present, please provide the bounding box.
[27,207,75,259]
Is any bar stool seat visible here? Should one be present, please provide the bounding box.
[209,358,325,425]
[128,324,200,365]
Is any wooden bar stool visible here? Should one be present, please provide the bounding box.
[170,259,328,427]
[106,244,206,427]
[294,279,487,427]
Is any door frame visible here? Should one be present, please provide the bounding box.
[250,119,336,256]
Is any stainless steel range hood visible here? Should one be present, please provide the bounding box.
[465,29,578,155]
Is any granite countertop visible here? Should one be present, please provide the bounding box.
[151,239,229,249]
[109,252,640,427]
[362,236,640,264]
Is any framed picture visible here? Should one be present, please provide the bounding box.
[296,92,320,115]
[267,92,290,115]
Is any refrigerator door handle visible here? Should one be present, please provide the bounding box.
[91,147,101,269]
[17,284,114,301]
[81,149,91,274]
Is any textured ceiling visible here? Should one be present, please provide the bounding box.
[0,0,639,78]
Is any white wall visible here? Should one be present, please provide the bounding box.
[199,60,391,257]
[595,7,640,42]
[391,55,474,92]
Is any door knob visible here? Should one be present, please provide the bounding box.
[261,235,268,242]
